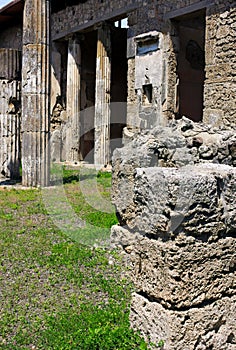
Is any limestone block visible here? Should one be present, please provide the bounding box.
[112,125,188,224]
[130,164,236,239]
[111,225,236,309]
[130,292,236,350]
[216,25,230,39]
[112,121,236,226]
[205,38,216,65]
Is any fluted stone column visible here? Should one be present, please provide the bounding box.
[0,49,21,180]
[0,88,21,180]
[66,36,81,162]
[21,0,50,187]
[94,24,111,167]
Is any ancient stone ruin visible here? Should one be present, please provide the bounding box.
[111,118,236,349]
[0,0,235,185]
[0,0,235,348]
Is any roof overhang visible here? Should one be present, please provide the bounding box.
[0,0,24,28]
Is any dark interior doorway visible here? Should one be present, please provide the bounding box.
[110,24,128,155]
[79,20,128,163]
[174,10,205,122]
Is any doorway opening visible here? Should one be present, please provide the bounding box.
[80,19,128,163]
[110,18,128,155]
[173,10,205,122]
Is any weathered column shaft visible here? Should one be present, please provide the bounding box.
[0,78,21,179]
[94,25,111,166]
[66,36,81,162]
[21,0,50,187]
[0,48,21,81]
[0,49,21,179]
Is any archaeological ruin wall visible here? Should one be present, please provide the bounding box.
[50,0,236,170]
[0,1,23,181]
[204,2,236,127]
[0,0,235,186]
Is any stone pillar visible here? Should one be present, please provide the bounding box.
[21,0,50,187]
[0,49,21,180]
[0,83,21,180]
[66,36,81,162]
[94,24,111,167]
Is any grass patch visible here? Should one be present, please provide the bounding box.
[0,169,152,349]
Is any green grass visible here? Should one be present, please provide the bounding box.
[0,169,152,349]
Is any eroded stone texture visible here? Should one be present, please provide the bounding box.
[94,24,111,166]
[0,108,21,179]
[131,165,236,240]
[204,3,236,127]
[111,119,236,349]
[21,0,50,187]
[112,118,236,227]
[130,293,236,350]
[66,36,81,162]
[111,223,236,310]
[0,49,21,179]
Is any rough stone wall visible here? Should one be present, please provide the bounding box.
[50,0,236,154]
[51,0,143,38]
[111,118,236,349]
[1,0,234,180]
[51,0,208,130]
[51,0,206,39]
[204,2,236,127]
